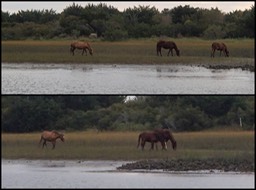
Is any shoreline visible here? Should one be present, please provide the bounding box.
[200,63,254,72]
[117,158,255,173]
[2,158,254,173]
[2,61,254,72]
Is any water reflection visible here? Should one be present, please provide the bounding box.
[1,63,254,94]
[1,160,254,188]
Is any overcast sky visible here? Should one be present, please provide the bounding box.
[1,1,254,14]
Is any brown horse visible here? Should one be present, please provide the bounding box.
[153,129,177,150]
[137,131,166,150]
[70,41,93,56]
[156,40,180,57]
[39,130,64,149]
[211,42,229,57]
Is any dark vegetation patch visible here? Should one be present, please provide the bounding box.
[117,158,254,172]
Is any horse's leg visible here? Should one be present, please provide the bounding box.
[42,140,47,148]
[162,142,167,150]
[52,141,56,149]
[225,50,228,57]
[171,49,174,56]
[159,48,162,56]
[167,49,171,56]
[211,49,215,57]
[39,137,43,147]
[150,142,154,150]
[141,141,145,151]
[72,48,75,56]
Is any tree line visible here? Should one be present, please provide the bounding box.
[1,96,254,133]
[1,3,255,40]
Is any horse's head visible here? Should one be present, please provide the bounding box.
[172,140,177,150]
[225,50,229,57]
[164,130,177,150]
[89,48,93,55]
[59,134,65,142]
[176,49,180,56]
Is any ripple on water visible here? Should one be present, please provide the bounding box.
[1,63,254,94]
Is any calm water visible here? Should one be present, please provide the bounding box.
[1,160,254,188]
[1,63,254,94]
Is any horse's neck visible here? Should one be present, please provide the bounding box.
[172,44,178,51]
[86,46,91,51]
[52,131,60,138]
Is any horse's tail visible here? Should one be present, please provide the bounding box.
[137,134,142,148]
[156,43,160,55]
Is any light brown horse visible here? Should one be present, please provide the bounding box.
[137,131,167,150]
[211,42,229,57]
[153,128,177,150]
[156,40,180,56]
[39,130,64,149]
[70,41,93,56]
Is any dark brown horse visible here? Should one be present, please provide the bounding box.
[156,40,180,56]
[39,130,64,149]
[153,129,177,150]
[70,41,93,56]
[137,131,167,150]
[211,42,229,57]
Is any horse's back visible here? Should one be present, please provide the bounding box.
[212,42,227,50]
[221,42,227,49]
[212,42,219,49]
[141,131,158,141]
[41,130,57,140]
[157,40,176,48]
[71,41,88,48]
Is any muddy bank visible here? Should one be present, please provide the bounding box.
[117,158,254,172]
[203,64,254,72]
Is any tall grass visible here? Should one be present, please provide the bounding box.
[1,38,254,64]
[1,131,254,161]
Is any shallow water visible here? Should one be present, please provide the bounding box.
[1,160,254,188]
[1,63,254,94]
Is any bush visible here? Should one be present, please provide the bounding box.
[203,24,226,39]
[173,106,212,131]
[104,28,128,41]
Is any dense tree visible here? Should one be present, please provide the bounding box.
[1,4,255,39]
[2,96,254,133]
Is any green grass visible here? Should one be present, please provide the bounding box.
[1,130,254,161]
[1,38,254,66]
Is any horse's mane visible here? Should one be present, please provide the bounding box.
[173,42,178,49]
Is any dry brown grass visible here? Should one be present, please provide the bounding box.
[1,130,254,161]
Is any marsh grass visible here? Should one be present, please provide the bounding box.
[2,38,254,65]
[1,131,254,161]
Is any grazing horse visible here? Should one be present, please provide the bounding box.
[211,42,229,57]
[70,41,93,56]
[153,129,177,150]
[39,130,64,149]
[137,131,166,150]
[156,40,180,57]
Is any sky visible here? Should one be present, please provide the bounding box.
[1,1,254,14]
